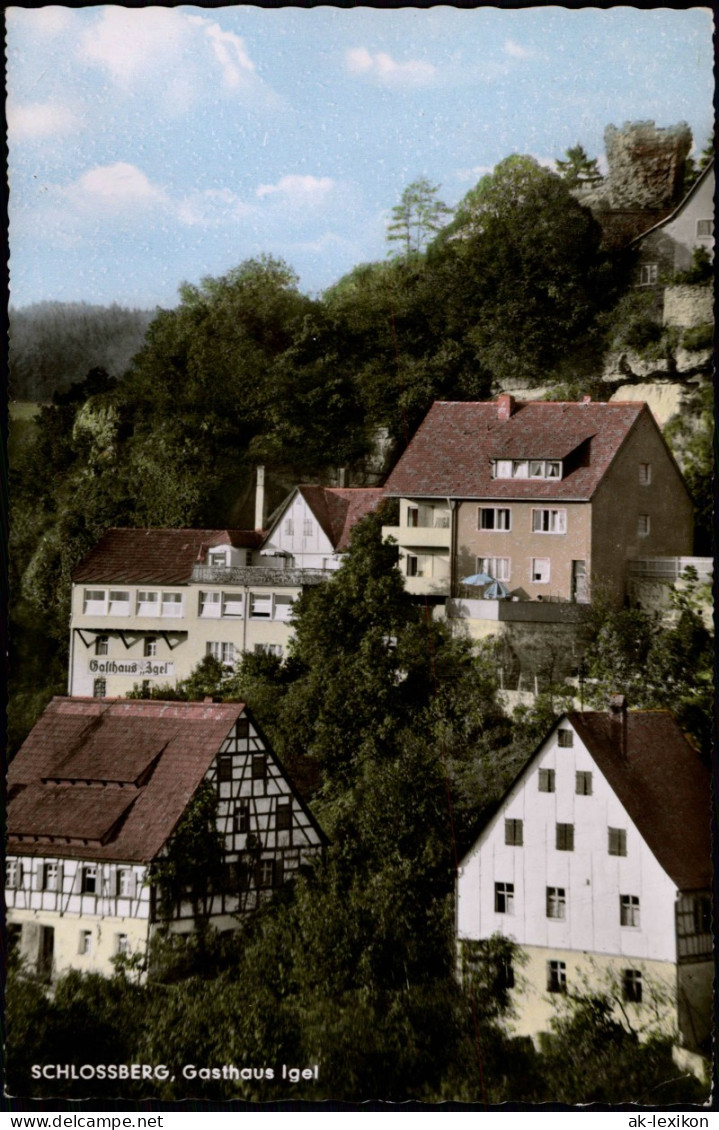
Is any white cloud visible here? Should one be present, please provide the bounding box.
[346,47,436,86]
[7,101,77,142]
[201,20,255,88]
[7,6,73,37]
[78,8,259,100]
[70,163,169,211]
[455,165,495,183]
[256,175,336,205]
[504,39,535,60]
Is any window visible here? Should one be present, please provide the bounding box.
[693,896,712,935]
[137,590,159,616]
[696,218,714,237]
[274,595,294,621]
[249,593,272,619]
[608,827,627,856]
[117,869,135,898]
[527,459,562,480]
[575,771,593,796]
[638,463,651,485]
[556,823,574,851]
[505,818,523,846]
[303,519,314,537]
[639,263,658,286]
[95,635,109,656]
[546,887,566,919]
[116,934,130,956]
[43,862,60,891]
[285,518,294,536]
[217,756,233,783]
[161,592,183,617]
[538,768,555,793]
[477,557,510,582]
[235,803,251,834]
[532,509,567,534]
[478,507,511,531]
[406,554,420,577]
[6,859,23,889]
[208,550,226,568]
[254,643,284,658]
[199,591,221,618]
[144,637,157,658]
[493,460,513,479]
[637,515,650,537]
[622,969,642,1003]
[81,865,98,895]
[276,798,292,831]
[557,728,574,748]
[222,592,244,617]
[407,505,419,527]
[252,755,267,781]
[206,641,236,666]
[93,678,107,699]
[108,590,130,616]
[498,960,515,991]
[494,882,514,914]
[512,460,529,479]
[620,895,640,927]
[83,589,106,615]
[78,930,93,955]
[547,960,567,993]
[531,558,550,584]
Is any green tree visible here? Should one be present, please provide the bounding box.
[428,156,616,387]
[555,143,603,187]
[387,177,453,257]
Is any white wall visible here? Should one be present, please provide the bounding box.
[457,719,678,963]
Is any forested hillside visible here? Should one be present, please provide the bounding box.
[9,301,153,401]
[8,154,711,748]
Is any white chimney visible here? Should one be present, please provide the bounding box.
[254,465,266,530]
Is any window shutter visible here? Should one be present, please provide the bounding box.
[57,863,64,893]
[34,864,44,892]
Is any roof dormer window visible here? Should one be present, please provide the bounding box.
[208,550,227,568]
[492,459,562,480]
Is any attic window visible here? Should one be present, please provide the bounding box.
[492,460,561,480]
[639,264,658,286]
[208,550,227,568]
[557,729,573,748]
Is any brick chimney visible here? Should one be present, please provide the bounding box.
[609,694,628,759]
[254,465,266,531]
[497,394,516,421]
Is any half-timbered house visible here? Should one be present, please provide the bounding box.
[6,697,325,979]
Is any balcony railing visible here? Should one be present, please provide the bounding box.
[191,565,329,586]
[627,557,712,583]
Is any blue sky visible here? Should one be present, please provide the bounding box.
[7,5,715,310]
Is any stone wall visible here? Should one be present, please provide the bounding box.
[663,285,713,328]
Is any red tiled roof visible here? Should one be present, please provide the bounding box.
[7,698,247,862]
[297,487,386,551]
[384,399,648,501]
[72,528,264,585]
[568,710,711,891]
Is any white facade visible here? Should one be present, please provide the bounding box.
[456,714,711,1048]
[261,490,343,570]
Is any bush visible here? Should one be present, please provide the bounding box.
[681,322,713,351]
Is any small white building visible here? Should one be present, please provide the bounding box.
[260,485,386,570]
[7,697,326,979]
[456,699,711,1058]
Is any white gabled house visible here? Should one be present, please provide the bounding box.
[260,485,386,570]
[456,698,711,1060]
[7,697,326,979]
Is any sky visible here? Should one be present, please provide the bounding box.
[6,4,715,311]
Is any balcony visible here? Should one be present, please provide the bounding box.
[191,565,328,587]
[383,524,452,550]
[627,557,712,584]
[446,598,593,624]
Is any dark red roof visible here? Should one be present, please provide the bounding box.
[568,710,711,891]
[296,487,386,551]
[384,399,647,501]
[7,698,247,862]
[72,528,264,585]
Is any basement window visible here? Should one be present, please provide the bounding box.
[622,969,642,1003]
[547,960,567,993]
